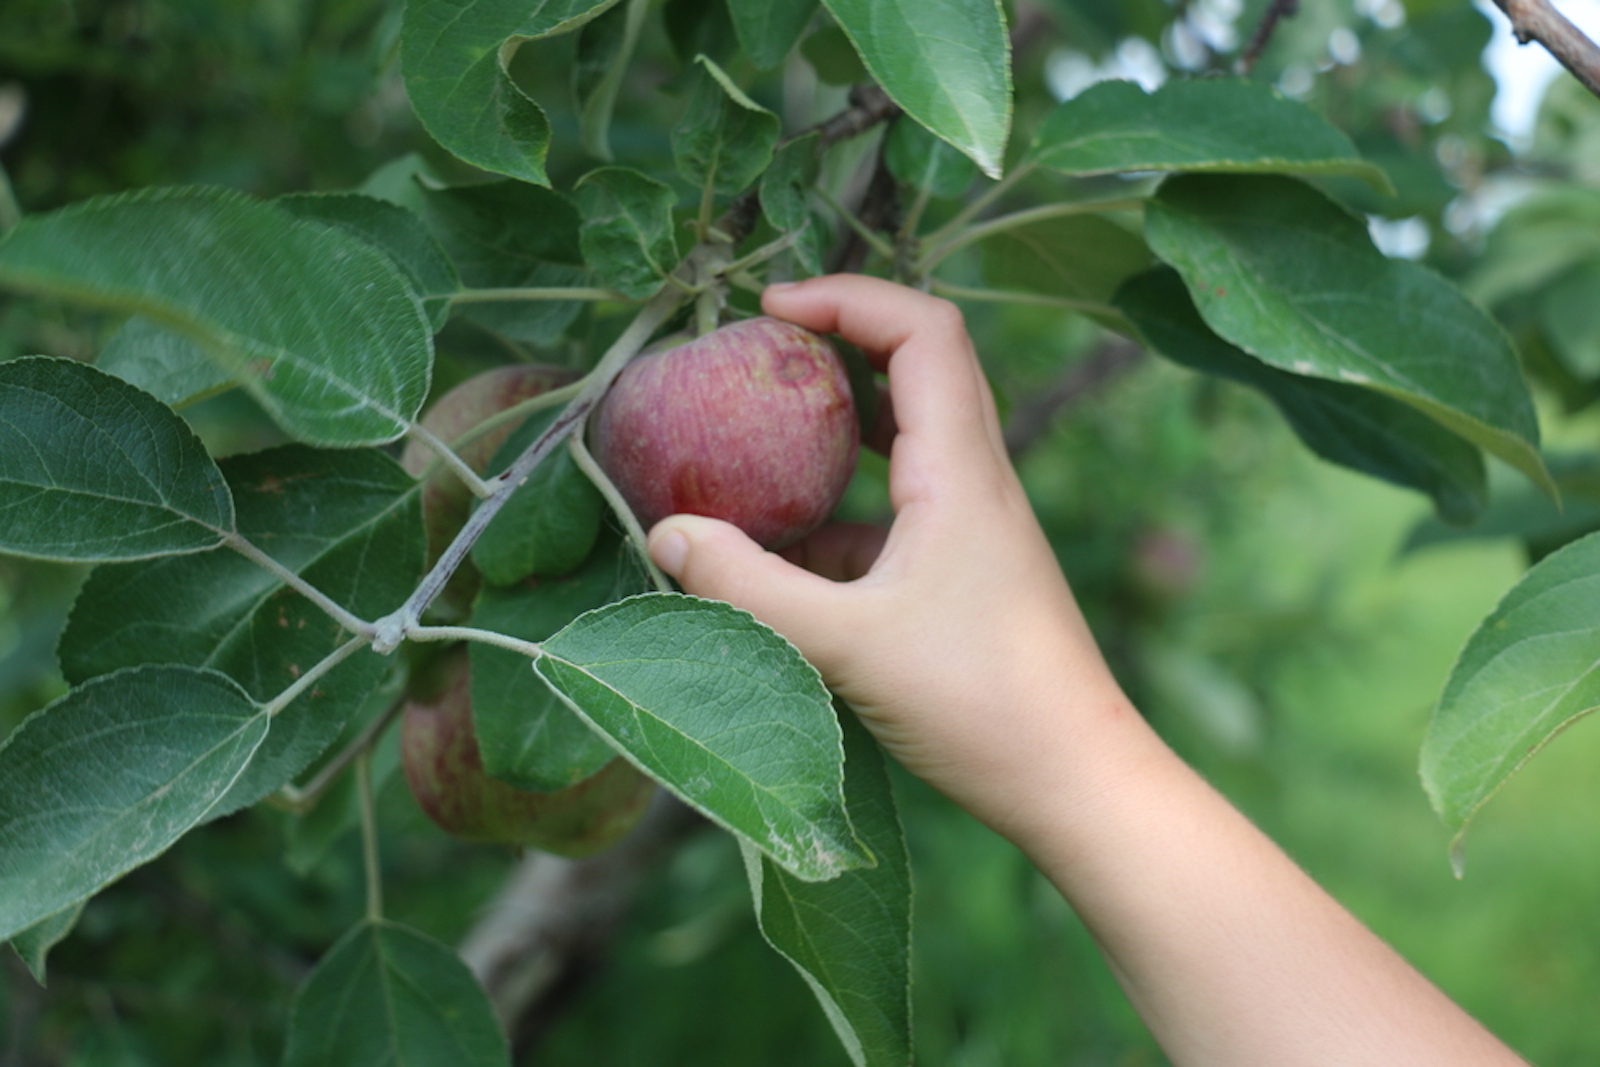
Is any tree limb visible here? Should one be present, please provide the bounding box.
[1236,0,1299,75]
[458,792,707,1057]
[1492,0,1600,100]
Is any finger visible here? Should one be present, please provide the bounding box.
[764,276,998,475]
[647,515,857,669]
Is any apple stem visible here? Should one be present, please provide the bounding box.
[567,432,675,593]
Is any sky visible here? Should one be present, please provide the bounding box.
[1477,0,1600,139]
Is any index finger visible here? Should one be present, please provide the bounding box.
[761,275,1005,463]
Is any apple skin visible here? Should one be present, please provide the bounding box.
[589,317,859,549]
[400,645,656,855]
[401,364,576,619]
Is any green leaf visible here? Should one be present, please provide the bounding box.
[1027,79,1392,191]
[821,0,1012,178]
[673,56,782,199]
[58,446,423,815]
[977,213,1154,326]
[471,537,652,790]
[800,23,868,86]
[1144,174,1553,498]
[0,186,433,447]
[1405,453,1600,562]
[9,901,84,985]
[400,0,622,185]
[1422,531,1600,844]
[471,411,607,586]
[728,0,818,68]
[283,918,508,1067]
[533,593,871,881]
[1116,268,1486,525]
[277,192,461,332]
[574,166,681,299]
[761,133,823,233]
[96,316,232,409]
[1540,260,1600,378]
[0,356,233,562]
[0,665,268,942]
[743,707,911,1067]
[1465,185,1600,308]
[885,118,979,200]
[664,0,740,64]
[420,180,590,344]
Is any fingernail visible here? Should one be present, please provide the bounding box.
[650,528,689,575]
[764,280,798,293]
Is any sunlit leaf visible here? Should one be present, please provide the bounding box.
[1145,174,1551,497]
[534,593,871,881]
[743,707,910,1066]
[0,187,433,447]
[1027,78,1391,190]
[1117,267,1486,525]
[822,0,1011,177]
[1423,531,1600,843]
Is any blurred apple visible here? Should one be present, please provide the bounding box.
[400,645,655,855]
[589,317,859,549]
[401,363,576,619]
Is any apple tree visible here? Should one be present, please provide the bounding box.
[0,0,1596,1061]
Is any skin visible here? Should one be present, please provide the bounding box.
[645,275,1529,1067]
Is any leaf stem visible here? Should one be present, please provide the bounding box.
[223,532,374,637]
[921,162,1035,251]
[262,634,371,718]
[358,752,383,921]
[449,286,631,305]
[918,197,1147,271]
[928,279,1118,318]
[813,185,896,263]
[567,432,674,593]
[274,692,407,814]
[406,625,545,659]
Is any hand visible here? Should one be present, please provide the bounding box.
[647,275,1125,829]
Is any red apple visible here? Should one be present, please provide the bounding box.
[589,317,859,548]
[401,364,576,619]
[400,645,656,855]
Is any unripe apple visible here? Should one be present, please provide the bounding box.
[401,364,576,619]
[400,645,655,855]
[589,317,859,548]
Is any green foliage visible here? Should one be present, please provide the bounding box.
[1,0,1597,1061]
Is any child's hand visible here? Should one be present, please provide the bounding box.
[646,275,1125,829]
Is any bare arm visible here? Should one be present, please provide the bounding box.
[646,274,1526,1067]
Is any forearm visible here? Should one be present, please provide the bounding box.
[997,693,1526,1067]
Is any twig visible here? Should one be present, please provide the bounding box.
[458,792,707,1054]
[1236,0,1299,75]
[1003,336,1147,458]
[1491,0,1600,99]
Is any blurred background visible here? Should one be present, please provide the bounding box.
[4,0,1600,1063]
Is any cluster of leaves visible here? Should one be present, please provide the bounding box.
[0,0,1592,1062]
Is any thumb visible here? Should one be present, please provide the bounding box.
[647,514,847,664]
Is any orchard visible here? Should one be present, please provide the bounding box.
[3,0,1600,1062]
